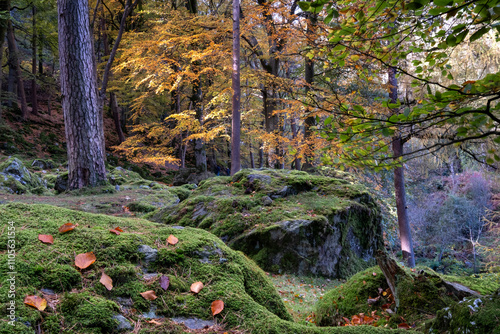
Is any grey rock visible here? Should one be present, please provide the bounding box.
[31,159,54,170]
[270,185,297,199]
[192,202,209,221]
[173,168,215,186]
[246,173,272,185]
[40,288,55,295]
[171,226,185,229]
[261,196,273,206]
[0,158,45,193]
[113,314,132,331]
[55,174,68,193]
[115,185,120,191]
[142,305,162,319]
[138,245,158,265]
[172,317,215,330]
[115,297,134,307]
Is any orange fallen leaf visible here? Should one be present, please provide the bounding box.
[115,227,124,232]
[398,323,411,329]
[100,273,113,290]
[351,314,362,325]
[167,235,178,245]
[147,319,163,325]
[75,252,96,269]
[211,300,224,316]
[190,281,204,294]
[24,295,47,311]
[109,229,121,235]
[58,223,76,233]
[38,234,54,244]
[140,290,157,300]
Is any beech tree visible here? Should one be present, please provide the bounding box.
[58,0,107,189]
[231,0,241,175]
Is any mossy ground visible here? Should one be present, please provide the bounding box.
[0,203,403,334]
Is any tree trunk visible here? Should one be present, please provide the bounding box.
[31,5,38,115]
[7,20,28,121]
[302,11,317,171]
[230,0,241,176]
[110,92,125,143]
[58,0,107,189]
[249,142,255,169]
[376,250,408,312]
[389,66,415,268]
[0,0,10,120]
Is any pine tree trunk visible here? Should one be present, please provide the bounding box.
[0,0,10,120]
[389,66,415,268]
[58,0,107,190]
[110,92,125,143]
[31,5,38,116]
[7,21,28,121]
[230,0,241,176]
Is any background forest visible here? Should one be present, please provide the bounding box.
[0,0,500,332]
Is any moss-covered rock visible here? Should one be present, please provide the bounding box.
[153,168,383,278]
[316,263,500,331]
[0,203,401,334]
[0,157,46,194]
[426,290,500,333]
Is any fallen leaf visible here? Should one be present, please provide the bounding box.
[75,252,96,269]
[140,290,157,300]
[115,227,124,232]
[24,295,47,311]
[367,296,380,305]
[38,234,54,244]
[100,273,113,290]
[351,314,362,324]
[398,323,411,329]
[58,223,76,233]
[190,281,204,294]
[167,235,178,245]
[211,300,224,315]
[109,229,121,235]
[146,319,163,325]
[160,275,170,290]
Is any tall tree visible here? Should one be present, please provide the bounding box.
[6,19,28,121]
[389,66,415,267]
[0,0,9,120]
[231,0,241,175]
[58,0,107,189]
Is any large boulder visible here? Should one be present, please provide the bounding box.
[0,203,400,334]
[172,168,216,186]
[0,157,46,194]
[153,168,383,278]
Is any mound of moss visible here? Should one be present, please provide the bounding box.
[0,203,402,334]
[315,263,500,331]
[426,290,500,333]
[152,168,383,278]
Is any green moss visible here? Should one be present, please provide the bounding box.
[59,291,119,332]
[315,266,389,326]
[427,291,500,333]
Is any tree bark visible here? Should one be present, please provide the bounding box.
[110,92,125,143]
[31,5,38,115]
[7,20,28,121]
[58,0,107,189]
[0,0,10,120]
[389,66,415,268]
[302,11,317,171]
[230,0,241,176]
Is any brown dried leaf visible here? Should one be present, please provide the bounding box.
[211,300,224,316]
[190,281,204,294]
[58,223,76,233]
[109,229,121,235]
[167,235,178,245]
[75,252,96,269]
[38,234,54,244]
[398,323,411,329]
[100,273,113,290]
[115,227,124,232]
[24,295,47,311]
[140,290,157,300]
